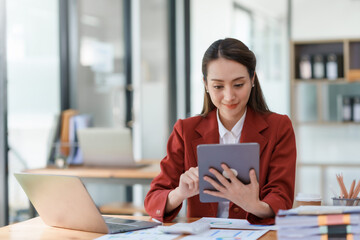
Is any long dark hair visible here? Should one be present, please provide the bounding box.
[201,38,270,116]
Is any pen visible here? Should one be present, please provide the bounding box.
[152,218,163,225]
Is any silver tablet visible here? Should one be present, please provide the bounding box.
[197,143,260,203]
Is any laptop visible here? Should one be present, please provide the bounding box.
[77,128,145,168]
[14,173,160,234]
[197,143,260,203]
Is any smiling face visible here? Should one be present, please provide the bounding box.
[205,57,254,130]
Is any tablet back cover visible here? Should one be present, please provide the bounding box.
[197,143,259,203]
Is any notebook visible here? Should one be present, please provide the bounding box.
[14,173,160,234]
[197,143,260,203]
[77,128,145,168]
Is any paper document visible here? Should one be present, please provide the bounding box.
[194,217,277,230]
[278,205,360,216]
[94,227,180,240]
[181,229,268,240]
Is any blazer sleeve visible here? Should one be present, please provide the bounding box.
[144,119,186,222]
[247,115,297,225]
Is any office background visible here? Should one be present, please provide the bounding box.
[1,0,360,227]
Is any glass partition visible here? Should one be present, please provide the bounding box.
[6,0,60,223]
[137,0,169,159]
[74,0,126,128]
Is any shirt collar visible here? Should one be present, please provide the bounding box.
[217,108,247,138]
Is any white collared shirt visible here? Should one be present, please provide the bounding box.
[216,108,246,218]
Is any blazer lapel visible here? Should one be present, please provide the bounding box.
[191,108,269,163]
[191,110,219,165]
[240,107,268,157]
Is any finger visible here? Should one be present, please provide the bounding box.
[203,189,225,198]
[188,168,199,179]
[188,167,198,174]
[221,163,229,169]
[182,168,199,188]
[181,174,195,190]
[249,169,258,184]
[203,175,226,192]
[191,167,199,177]
[209,168,231,188]
[221,163,238,183]
[186,170,199,184]
[187,174,199,189]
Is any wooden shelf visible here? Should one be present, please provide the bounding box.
[295,121,360,126]
[291,38,360,125]
[293,78,346,84]
[298,162,360,168]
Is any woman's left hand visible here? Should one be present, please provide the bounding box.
[203,163,260,213]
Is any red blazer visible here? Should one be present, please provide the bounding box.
[144,107,296,224]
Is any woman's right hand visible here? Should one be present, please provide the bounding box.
[177,167,199,199]
[166,167,199,213]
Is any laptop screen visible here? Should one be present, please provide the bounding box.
[77,128,136,167]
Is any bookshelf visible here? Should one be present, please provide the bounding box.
[290,39,360,124]
[290,39,360,204]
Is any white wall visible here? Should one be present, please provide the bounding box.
[190,0,234,116]
[292,0,360,40]
[191,0,289,116]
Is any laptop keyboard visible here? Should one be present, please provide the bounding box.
[102,216,161,234]
[103,216,137,224]
[106,222,135,233]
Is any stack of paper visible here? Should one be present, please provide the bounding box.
[276,206,360,240]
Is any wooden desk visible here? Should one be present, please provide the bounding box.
[0,216,277,240]
[24,161,161,216]
[24,160,161,185]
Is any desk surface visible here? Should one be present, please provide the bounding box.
[0,216,277,240]
[24,160,161,179]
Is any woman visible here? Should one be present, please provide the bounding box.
[144,38,296,225]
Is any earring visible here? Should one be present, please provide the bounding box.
[206,90,209,93]
[252,84,255,87]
